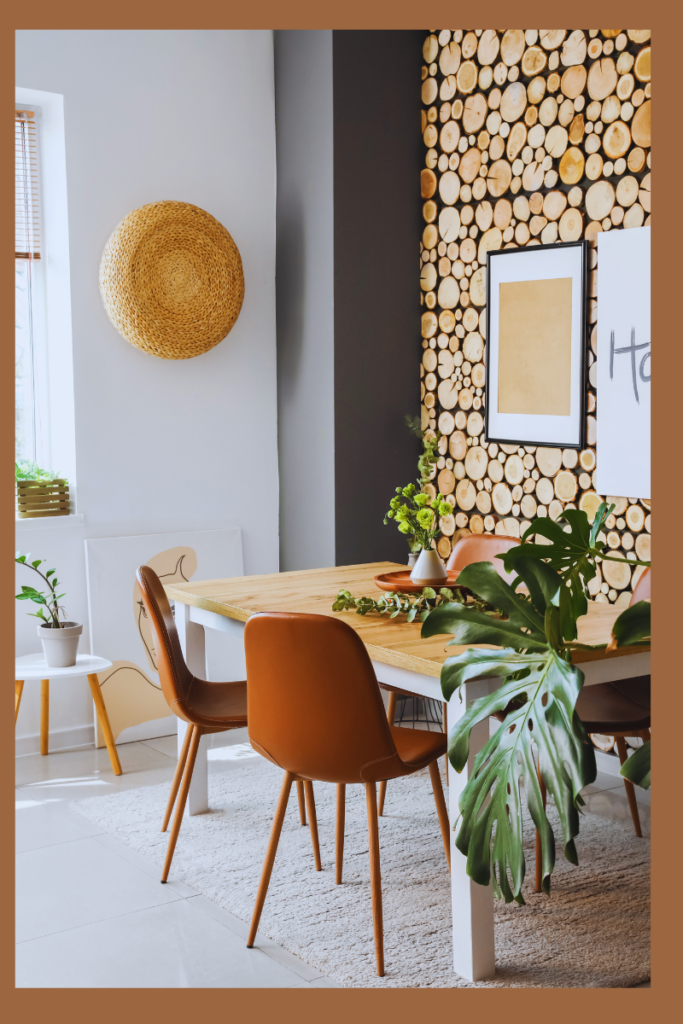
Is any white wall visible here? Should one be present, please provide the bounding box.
[15,30,279,752]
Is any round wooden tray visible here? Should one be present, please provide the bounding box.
[373,569,462,594]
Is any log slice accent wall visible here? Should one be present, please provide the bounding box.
[420,28,652,605]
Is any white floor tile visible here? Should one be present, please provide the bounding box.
[16,836,182,943]
[15,897,311,988]
[15,740,175,789]
[16,799,104,853]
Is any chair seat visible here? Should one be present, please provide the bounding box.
[575,675,650,734]
[180,679,248,731]
[390,725,447,770]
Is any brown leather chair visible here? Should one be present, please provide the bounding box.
[574,566,651,837]
[377,533,521,817]
[136,566,321,882]
[244,611,450,977]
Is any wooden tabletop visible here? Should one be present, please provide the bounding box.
[166,561,647,680]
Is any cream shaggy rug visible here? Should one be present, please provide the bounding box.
[72,755,650,988]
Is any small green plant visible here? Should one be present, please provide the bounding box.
[15,552,66,628]
[384,483,452,552]
[15,460,64,482]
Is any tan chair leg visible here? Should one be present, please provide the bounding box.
[378,691,397,816]
[616,736,643,837]
[40,679,49,756]
[429,760,451,870]
[443,701,449,784]
[535,769,547,893]
[15,681,24,726]
[336,784,346,884]
[248,771,294,947]
[162,724,194,832]
[304,780,322,871]
[161,726,202,882]
[87,674,123,776]
[296,779,307,825]
[365,781,385,977]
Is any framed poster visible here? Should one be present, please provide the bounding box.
[595,226,650,499]
[485,240,589,449]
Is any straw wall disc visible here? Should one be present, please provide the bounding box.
[99,200,244,359]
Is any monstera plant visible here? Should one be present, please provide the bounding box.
[421,502,651,904]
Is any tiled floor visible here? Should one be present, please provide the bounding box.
[15,731,650,988]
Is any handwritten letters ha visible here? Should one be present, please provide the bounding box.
[596,227,650,499]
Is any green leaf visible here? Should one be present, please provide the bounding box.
[45,569,56,579]
[619,740,650,790]
[16,555,26,564]
[446,648,595,902]
[31,559,43,568]
[423,601,547,651]
[612,600,651,647]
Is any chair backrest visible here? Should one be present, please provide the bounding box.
[631,566,651,604]
[447,533,520,580]
[136,565,194,720]
[244,611,399,784]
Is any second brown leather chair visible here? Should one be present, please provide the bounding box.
[136,566,321,882]
[244,611,451,977]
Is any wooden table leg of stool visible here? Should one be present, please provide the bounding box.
[40,680,49,755]
[336,783,346,885]
[15,681,24,726]
[87,674,122,776]
[616,736,643,837]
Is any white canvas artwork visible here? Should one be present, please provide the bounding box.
[85,528,243,744]
[595,227,651,499]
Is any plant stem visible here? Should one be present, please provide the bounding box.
[23,563,61,627]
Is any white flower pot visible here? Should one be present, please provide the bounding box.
[410,548,448,587]
[38,621,82,668]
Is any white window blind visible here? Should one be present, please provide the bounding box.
[15,108,41,261]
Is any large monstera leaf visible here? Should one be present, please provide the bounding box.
[422,558,599,904]
[620,740,651,790]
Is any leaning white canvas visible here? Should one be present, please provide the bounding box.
[595,227,650,499]
[85,528,243,744]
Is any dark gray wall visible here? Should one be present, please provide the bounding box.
[333,30,423,565]
[274,30,335,572]
[275,30,421,570]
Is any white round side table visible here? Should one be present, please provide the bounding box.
[15,654,123,775]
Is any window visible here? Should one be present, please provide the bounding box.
[15,107,48,466]
[15,87,77,502]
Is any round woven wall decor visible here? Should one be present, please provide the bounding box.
[99,200,244,359]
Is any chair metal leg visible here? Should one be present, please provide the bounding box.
[429,760,451,870]
[40,679,49,755]
[378,691,397,816]
[161,726,202,882]
[336,784,346,884]
[248,771,294,947]
[535,768,547,893]
[15,681,24,726]
[616,736,643,837]
[365,781,385,977]
[162,724,194,832]
[296,779,307,825]
[304,780,322,871]
[532,770,548,888]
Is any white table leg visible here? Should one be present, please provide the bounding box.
[448,678,496,982]
[174,602,210,816]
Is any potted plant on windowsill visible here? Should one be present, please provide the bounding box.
[16,460,70,519]
[15,552,82,667]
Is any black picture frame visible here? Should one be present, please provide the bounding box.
[484,239,589,450]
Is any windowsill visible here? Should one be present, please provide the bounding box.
[16,513,84,530]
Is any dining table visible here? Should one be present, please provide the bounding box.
[165,561,651,982]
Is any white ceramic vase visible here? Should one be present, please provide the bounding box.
[38,621,82,668]
[409,548,448,587]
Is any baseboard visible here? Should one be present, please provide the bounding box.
[15,722,95,757]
